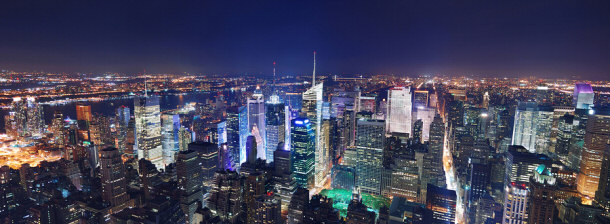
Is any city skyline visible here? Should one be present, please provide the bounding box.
[2,1,610,224]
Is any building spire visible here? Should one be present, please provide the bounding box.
[312,51,316,87]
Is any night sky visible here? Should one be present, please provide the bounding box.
[1,0,609,79]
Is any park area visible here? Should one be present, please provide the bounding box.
[319,188,391,217]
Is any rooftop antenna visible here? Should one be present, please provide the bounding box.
[312,51,316,87]
[273,61,276,88]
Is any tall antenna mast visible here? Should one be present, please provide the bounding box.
[144,76,148,97]
[273,61,276,87]
[312,51,316,87]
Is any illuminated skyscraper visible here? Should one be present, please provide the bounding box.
[226,106,244,170]
[253,194,282,224]
[51,110,65,147]
[428,116,446,188]
[100,147,130,214]
[414,106,435,142]
[290,117,315,189]
[273,144,297,216]
[512,102,537,152]
[176,149,204,224]
[482,92,490,109]
[26,97,44,137]
[248,87,266,159]
[413,119,423,144]
[359,96,376,113]
[76,104,92,141]
[425,184,457,224]
[9,97,44,138]
[302,82,325,188]
[390,155,419,202]
[207,170,243,223]
[595,145,610,214]
[355,117,385,195]
[189,141,218,187]
[577,110,610,199]
[161,114,180,166]
[265,95,285,163]
[414,90,429,108]
[512,102,552,153]
[573,83,595,109]
[505,145,552,184]
[134,95,164,170]
[238,106,249,165]
[528,165,558,224]
[503,183,529,224]
[115,106,130,154]
[387,86,412,135]
[178,126,193,152]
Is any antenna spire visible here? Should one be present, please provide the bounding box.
[272,61,277,95]
[312,51,316,87]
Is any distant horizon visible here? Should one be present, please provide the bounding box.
[0,68,604,81]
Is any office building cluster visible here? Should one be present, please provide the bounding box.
[1,74,609,224]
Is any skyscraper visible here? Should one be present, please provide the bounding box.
[287,188,309,224]
[290,117,315,189]
[76,104,92,141]
[505,145,552,184]
[245,135,258,165]
[273,144,297,216]
[238,105,249,166]
[428,116,446,188]
[100,147,130,214]
[511,102,554,153]
[26,97,44,137]
[503,183,529,224]
[387,86,412,135]
[265,95,285,163]
[595,145,610,214]
[134,95,164,170]
[414,106,436,142]
[51,110,65,147]
[189,141,219,186]
[176,150,204,224]
[413,119,423,144]
[248,87,266,159]
[577,109,610,199]
[302,82,325,188]
[355,117,385,195]
[414,90,429,108]
[9,97,44,138]
[253,194,282,224]
[425,184,457,224]
[225,106,242,171]
[178,126,193,152]
[574,83,595,109]
[528,165,558,224]
[8,97,26,138]
[115,106,130,154]
[161,113,180,165]
[207,170,243,223]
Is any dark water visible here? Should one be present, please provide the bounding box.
[0,92,213,131]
